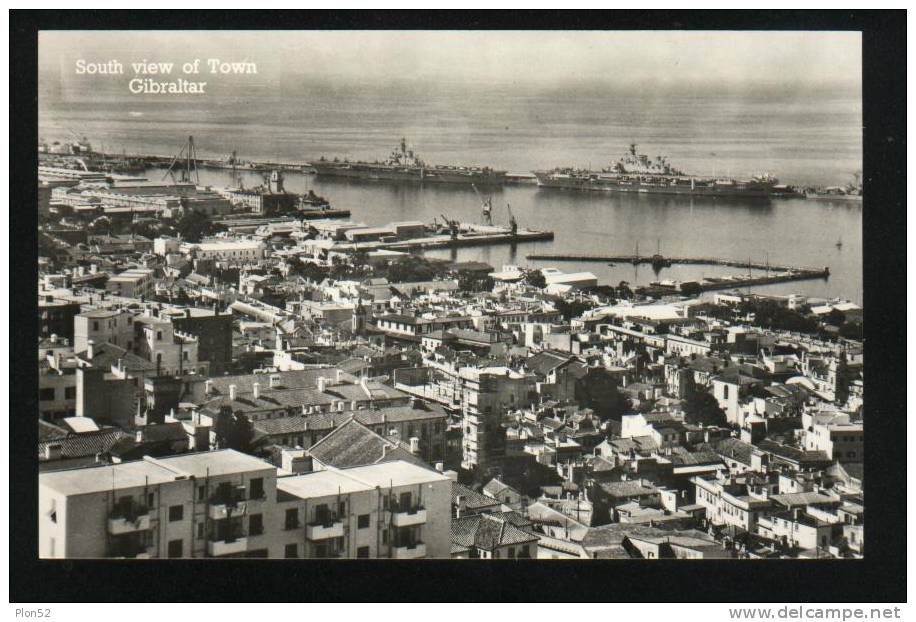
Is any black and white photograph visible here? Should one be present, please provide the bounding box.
[10,10,907,611]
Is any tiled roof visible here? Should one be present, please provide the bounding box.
[200,387,337,414]
[756,439,831,465]
[306,418,428,469]
[524,350,577,377]
[483,478,519,498]
[451,514,537,551]
[77,342,156,371]
[706,437,757,466]
[207,369,338,395]
[38,429,130,462]
[453,482,500,511]
[598,480,658,498]
[38,420,69,442]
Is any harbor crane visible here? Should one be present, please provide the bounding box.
[163,135,201,185]
[505,203,518,236]
[471,183,493,226]
[439,214,460,240]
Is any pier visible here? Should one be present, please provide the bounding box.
[524,252,829,292]
[331,228,554,253]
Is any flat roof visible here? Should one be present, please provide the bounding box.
[341,460,450,487]
[155,449,275,478]
[40,459,178,496]
[277,470,375,499]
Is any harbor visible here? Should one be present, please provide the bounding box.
[525,252,830,292]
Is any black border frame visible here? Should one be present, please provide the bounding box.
[10,10,906,603]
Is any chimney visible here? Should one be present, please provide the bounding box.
[435,462,444,472]
[409,437,420,454]
[317,377,327,393]
[50,333,58,344]
[87,339,95,359]
[44,443,63,461]
[229,384,237,401]
[185,308,191,318]
[135,429,144,443]
[252,382,260,400]
[205,379,213,395]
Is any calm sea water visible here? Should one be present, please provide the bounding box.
[39,83,862,303]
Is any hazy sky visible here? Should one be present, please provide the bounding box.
[40,30,861,92]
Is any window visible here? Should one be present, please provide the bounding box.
[198,485,206,501]
[38,388,56,401]
[508,547,515,559]
[168,505,184,522]
[285,508,299,530]
[357,514,370,529]
[156,331,163,341]
[338,501,346,516]
[250,478,264,500]
[147,492,154,507]
[64,386,76,400]
[197,523,205,538]
[93,321,99,331]
[357,546,370,558]
[167,539,183,558]
[382,529,388,545]
[284,544,298,559]
[183,351,189,361]
[249,513,263,536]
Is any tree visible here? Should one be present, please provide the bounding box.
[290,259,329,283]
[824,308,847,327]
[554,298,593,320]
[215,410,254,453]
[525,269,546,289]
[838,321,863,340]
[682,385,728,427]
[834,351,850,405]
[680,282,703,297]
[616,281,633,300]
[575,368,632,422]
[457,271,495,293]
[386,256,440,283]
[175,209,225,243]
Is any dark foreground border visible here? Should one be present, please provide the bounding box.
[9,10,905,603]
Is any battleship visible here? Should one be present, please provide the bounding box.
[308,138,508,186]
[533,144,778,198]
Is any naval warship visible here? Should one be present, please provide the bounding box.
[533,144,777,198]
[308,138,508,186]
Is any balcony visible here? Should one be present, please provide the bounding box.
[208,536,248,557]
[209,500,248,520]
[306,519,344,541]
[391,542,426,559]
[391,506,427,527]
[108,508,151,535]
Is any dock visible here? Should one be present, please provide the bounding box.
[333,228,554,253]
[524,252,829,292]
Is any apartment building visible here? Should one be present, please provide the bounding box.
[275,461,452,559]
[39,450,451,559]
[39,450,276,559]
[105,268,156,300]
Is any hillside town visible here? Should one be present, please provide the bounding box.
[37,165,864,560]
